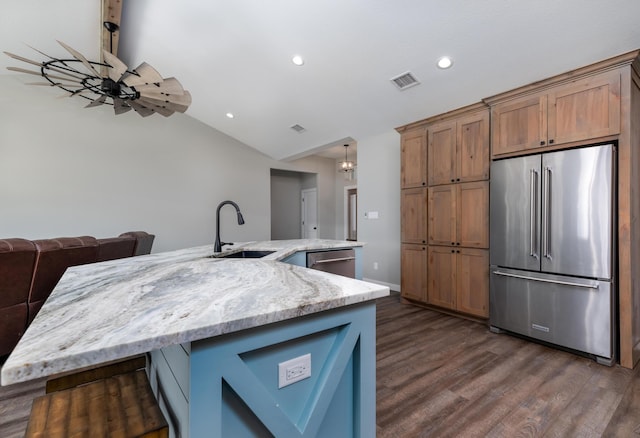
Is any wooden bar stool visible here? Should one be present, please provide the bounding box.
[25,357,168,437]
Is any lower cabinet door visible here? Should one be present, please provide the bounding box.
[427,246,456,310]
[400,244,427,302]
[456,248,489,318]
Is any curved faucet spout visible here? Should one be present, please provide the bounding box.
[214,200,245,253]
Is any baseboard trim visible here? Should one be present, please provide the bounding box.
[362,277,400,293]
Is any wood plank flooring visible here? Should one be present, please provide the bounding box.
[376,292,640,437]
[2,292,640,437]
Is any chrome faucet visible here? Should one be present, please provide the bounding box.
[214,200,245,253]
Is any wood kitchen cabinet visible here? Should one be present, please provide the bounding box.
[400,127,427,188]
[401,187,427,244]
[427,246,488,318]
[428,181,489,248]
[428,110,489,186]
[491,70,621,157]
[401,244,427,302]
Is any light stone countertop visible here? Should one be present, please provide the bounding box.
[1,239,389,385]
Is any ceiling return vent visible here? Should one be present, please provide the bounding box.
[390,71,420,90]
[290,124,306,133]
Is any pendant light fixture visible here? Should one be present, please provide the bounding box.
[338,144,356,174]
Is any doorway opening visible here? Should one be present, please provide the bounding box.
[270,169,317,240]
[345,186,357,241]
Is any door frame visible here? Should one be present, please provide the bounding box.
[344,185,357,240]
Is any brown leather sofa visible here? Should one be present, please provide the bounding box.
[0,231,154,358]
[97,235,137,262]
[0,239,37,357]
[119,231,155,256]
[28,236,100,324]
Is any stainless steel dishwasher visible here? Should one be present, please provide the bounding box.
[306,248,355,278]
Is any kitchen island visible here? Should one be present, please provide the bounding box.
[1,239,388,437]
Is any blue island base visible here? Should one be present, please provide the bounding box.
[148,301,377,437]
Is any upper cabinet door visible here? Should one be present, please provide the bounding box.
[491,94,547,156]
[458,111,490,182]
[547,71,620,146]
[401,127,427,188]
[428,121,456,186]
[491,70,621,158]
[428,109,490,185]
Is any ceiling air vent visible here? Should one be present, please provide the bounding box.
[290,124,306,133]
[390,71,420,90]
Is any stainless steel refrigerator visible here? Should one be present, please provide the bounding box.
[489,144,616,365]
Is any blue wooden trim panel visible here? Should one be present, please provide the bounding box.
[190,302,376,437]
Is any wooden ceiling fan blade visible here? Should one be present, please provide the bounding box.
[138,96,188,113]
[7,66,83,84]
[113,97,132,115]
[102,50,128,82]
[3,51,43,67]
[122,62,163,87]
[85,95,108,108]
[56,40,101,77]
[128,100,156,117]
[133,98,175,117]
[138,89,192,106]
[26,81,83,88]
[151,105,175,117]
[134,77,185,95]
[25,44,57,61]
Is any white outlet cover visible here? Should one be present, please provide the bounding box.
[278,353,311,388]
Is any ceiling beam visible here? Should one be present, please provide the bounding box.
[101,0,123,59]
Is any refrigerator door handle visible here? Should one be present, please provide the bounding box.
[492,270,599,289]
[542,165,552,260]
[529,168,539,259]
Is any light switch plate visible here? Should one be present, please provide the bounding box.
[278,353,311,388]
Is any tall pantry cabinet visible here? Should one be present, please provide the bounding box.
[398,104,490,319]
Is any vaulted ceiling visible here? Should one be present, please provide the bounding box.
[3,1,640,160]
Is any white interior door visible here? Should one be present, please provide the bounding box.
[301,188,318,238]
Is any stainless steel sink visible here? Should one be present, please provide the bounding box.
[214,250,276,259]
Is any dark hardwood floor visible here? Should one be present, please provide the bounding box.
[2,292,640,437]
[376,292,640,437]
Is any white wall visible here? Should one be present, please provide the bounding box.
[356,131,401,290]
[0,76,336,253]
[1,75,400,287]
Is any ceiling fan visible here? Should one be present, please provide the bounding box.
[3,0,191,117]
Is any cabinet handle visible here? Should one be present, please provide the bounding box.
[457,250,460,253]
[456,178,460,182]
[451,242,455,246]
[456,242,460,246]
[451,179,455,182]
[549,139,554,144]
[422,240,426,244]
[422,247,426,250]
[451,249,455,253]
[422,182,426,186]
[540,141,546,146]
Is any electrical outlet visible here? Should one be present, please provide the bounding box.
[278,353,311,388]
[373,262,379,270]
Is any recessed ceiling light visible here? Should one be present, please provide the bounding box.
[226,112,234,119]
[437,56,453,69]
[292,55,304,66]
